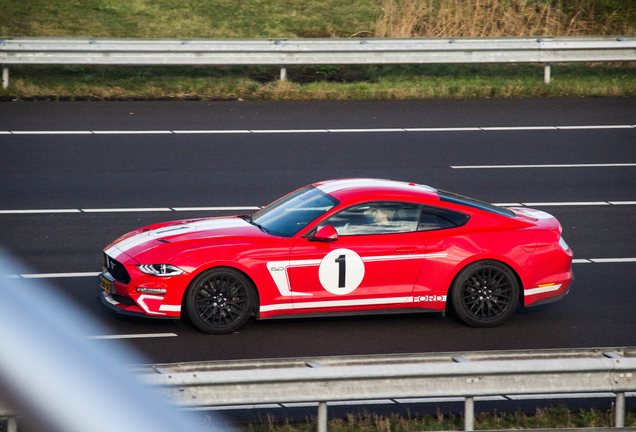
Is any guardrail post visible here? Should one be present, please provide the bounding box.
[2,65,8,89]
[7,417,17,432]
[318,402,327,432]
[615,392,625,427]
[280,66,287,82]
[544,63,551,84]
[464,396,474,431]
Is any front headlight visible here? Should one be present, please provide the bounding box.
[558,236,570,252]
[138,264,184,277]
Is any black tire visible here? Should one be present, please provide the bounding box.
[185,267,255,334]
[451,260,519,328]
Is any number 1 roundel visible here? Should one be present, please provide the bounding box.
[318,249,365,295]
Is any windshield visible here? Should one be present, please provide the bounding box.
[252,186,340,237]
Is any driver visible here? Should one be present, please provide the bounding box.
[367,206,396,225]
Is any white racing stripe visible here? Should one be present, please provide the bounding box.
[86,333,178,340]
[525,284,562,296]
[105,217,250,259]
[2,125,634,135]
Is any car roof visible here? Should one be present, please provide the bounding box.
[313,179,440,203]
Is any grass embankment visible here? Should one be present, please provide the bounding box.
[234,407,636,432]
[1,0,635,100]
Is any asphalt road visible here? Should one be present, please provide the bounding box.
[1,97,635,366]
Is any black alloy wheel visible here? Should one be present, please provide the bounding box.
[451,260,519,327]
[185,268,255,334]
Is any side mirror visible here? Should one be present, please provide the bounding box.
[311,225,338,242]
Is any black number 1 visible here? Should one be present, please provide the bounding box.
[335,254,346,288]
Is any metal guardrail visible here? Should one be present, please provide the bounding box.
[1,35,635,88]
[137,347,636,432]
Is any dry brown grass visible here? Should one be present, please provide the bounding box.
[376,0,636,37]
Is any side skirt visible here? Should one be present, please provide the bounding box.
[258,307,441,321]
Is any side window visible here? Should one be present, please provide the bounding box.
[418,207,470,231]
[319,202,421,236]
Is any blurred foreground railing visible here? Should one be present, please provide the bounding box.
[0,249,214,432]
[136,347,636,432]
[1,35,635,88]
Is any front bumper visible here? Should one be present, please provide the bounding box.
[98,271,183,318]
[100,291,179,320]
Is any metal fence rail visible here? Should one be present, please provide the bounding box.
[1,35,635,88]
[137,347,636,432]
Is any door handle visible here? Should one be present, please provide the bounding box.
[393,247,420,254]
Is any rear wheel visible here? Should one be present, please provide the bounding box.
[451,260,519,327]
[185,267,255,334]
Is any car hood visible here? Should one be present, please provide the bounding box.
[104,216,269,262]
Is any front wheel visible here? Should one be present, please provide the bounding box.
[185,267,255,334]
[451,260,519,328]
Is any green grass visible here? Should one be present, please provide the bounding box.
[225,407,636,432]
[0,0,381,39]
[2,63,635,101]
[1,0,635,100]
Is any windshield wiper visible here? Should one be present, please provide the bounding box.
[242,214,270,234]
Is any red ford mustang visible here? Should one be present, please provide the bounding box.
[100,179,573,333]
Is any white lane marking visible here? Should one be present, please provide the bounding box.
[480,126,557,131]
[0,207,261,214]
[572,259,591,264]
[10,131,93,134]
[81,207,173,213]
[86,333,178,340]
[557,125,634,130]
[171,206,261,211]
[522,201,609,206]
[20,272,100,278]
[251,129,328,133]
[172,130,251,134]
[590,258,636,263]
[327,128,405,133]
[495,201,636,207]
[404,127,481,132]
[0,209,82,214]
[92,130,173,134]
[2,125,634,135]
[452,163,636,169]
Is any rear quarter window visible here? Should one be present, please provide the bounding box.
[437,190,515,218]
[418,207,470,231]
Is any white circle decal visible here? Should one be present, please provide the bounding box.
[318,249,365,295]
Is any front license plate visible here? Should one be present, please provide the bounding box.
[99,274,113,293]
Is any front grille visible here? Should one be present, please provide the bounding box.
[104,253,131,283]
